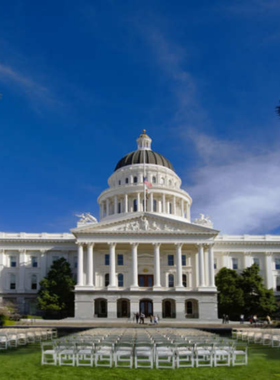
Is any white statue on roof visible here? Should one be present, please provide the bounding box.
[193,213,213,228]
[76,213,98,226]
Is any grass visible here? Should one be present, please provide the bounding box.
[3,320,16,326]
[0,343,280,380]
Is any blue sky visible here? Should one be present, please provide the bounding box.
[0,0,280,234]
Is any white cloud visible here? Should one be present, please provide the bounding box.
[0,63,59,108]
[187,133,280,234]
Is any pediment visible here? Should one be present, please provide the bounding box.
[71,212,219,236]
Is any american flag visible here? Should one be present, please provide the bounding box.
[144,177,152,189]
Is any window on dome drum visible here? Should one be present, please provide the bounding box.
[125,177,129,184]
[161,177,165,184]
[134,176,138,184]
[152,176,156,184]
[118,273,124,287]
[232,258,238,270]
[31,256,38,268]
[277,276,280,291]
[31,274,37,290]
[182,274,187,287]
[105,254,110,266]
[275,259,280,270]
[214,259,217,270]
[253,258,260,267]
[118,180,121,186]
[118,202,121,214]
[117,254,124,266]
[74,256,78,269]
[168,255,174,266]
[153,199,157,212]
[10,256,17,267]
[10,274,16,290]
[182,255,186,266]
[169,180,172,186]
[105,273,109,287]
[133,199,137,212]
[168,274,174,287]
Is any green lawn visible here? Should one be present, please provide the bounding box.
[0,344,279,380]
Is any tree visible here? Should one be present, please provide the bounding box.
[215,267,244,318]
[215,264,278,320]
[240,264,277,316]
[37,258,75,318]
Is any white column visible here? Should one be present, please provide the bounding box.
[100,202,104,219]
[265,252,274,289]
[189,272,193,289]
[176,243,183,289]
[149,192,153,212]
[124,194,128,213]
[130,243,139,290]
[173,196,176,215]
[181,198,184,217]
[158,199,162,213]
[162,194,166,213]
[108,243,116,289]
[198,244,205,287]
[195,252,199,287]
[87,244,94,287]
[204,249,209,286]
[77,244,84,286]
[106,198,109,216]
[40,249,47,278]
[208,245,215,287]
[187,204,191,221]
[243,251,252,269]
[137,192,141,212]
[153,243,161,289]
[114,196,118,214]
[18,250,26,292]
[222,252,229,268]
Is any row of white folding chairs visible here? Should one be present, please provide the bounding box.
[233,328,280,347]
[0,328,56,350]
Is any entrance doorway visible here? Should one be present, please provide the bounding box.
[139,299,153,316]
[162,299,176,318]
[138,275,154,287]
[94,298,108,318]
[117,299,130,318]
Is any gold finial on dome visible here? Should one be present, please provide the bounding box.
[143,129,146,134]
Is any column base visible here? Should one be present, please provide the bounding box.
[130,285,139,291]
[107,286,117,291]
[175,286,185,291]
[153,285,163,291]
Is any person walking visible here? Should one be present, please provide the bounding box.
[240,314,244,324]
[136,312,139,324]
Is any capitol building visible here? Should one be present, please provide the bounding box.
[0,131,280,321]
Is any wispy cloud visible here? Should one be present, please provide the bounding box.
[187,132,280,234]
[0,63,60,109]
[226,0,280,14]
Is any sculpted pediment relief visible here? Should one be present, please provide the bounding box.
[72,214,218,235]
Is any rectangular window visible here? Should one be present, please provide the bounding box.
[153,199,157,212]
[168,255,174,266]
[125,178,129,184]
[10,256,17,268]
[275,259,280,270]
[117,254,124,266]
[118,180,121,186]
[133,176,138,184]
[31,256,38,268]
[232,258,238,270]
[105,254,110,266]
[169,203,172,214]
[214,258,217,270]
[118,202,121,214]
[182,255,186,266]
[182,274,187,287]
[168,274,174,287]
[253,258,260,267]
[74,256,78,269]
[31,275,37,290]
[10,274,16,290]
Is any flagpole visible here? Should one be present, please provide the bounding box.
[143,148,146,213]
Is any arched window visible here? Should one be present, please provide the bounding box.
[169,179,172,186]
[105,273,109,287]
[182,274,187,287]
[133,176,138,184]
[152,176,156,184]
[133,199,137,212]
[31,274,37,290]
[168,274,174,287]
[118,273,124,287]
[186,301,193,314]
[153,199,157,212]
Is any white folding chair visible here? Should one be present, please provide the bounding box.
[175,343,195,368]
[232,343,248,366]
[41,342,57,365]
